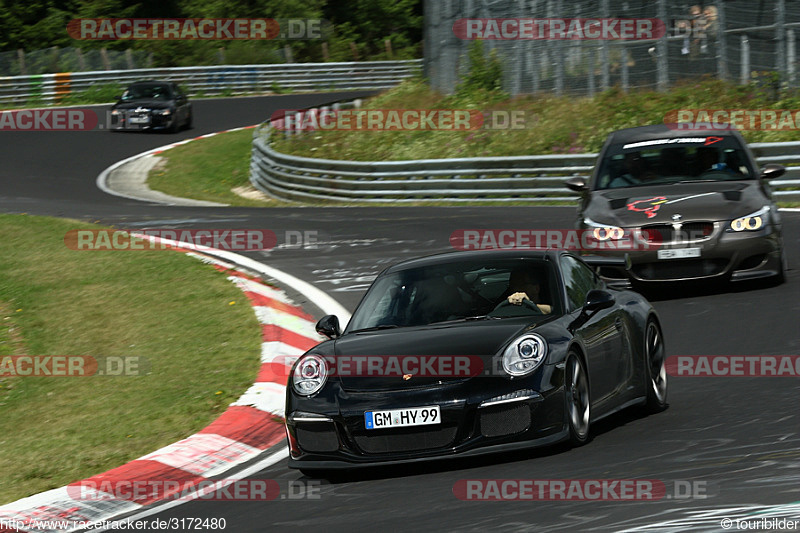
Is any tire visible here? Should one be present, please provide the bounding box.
[167,116,179,133]
[565,351,591,445]
[643,319,668,413]
[185,110,193,129]
[775,249,787,285]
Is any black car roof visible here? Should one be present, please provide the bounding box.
[606,123,745,144]
[382,249,561,275]
[126,81,172,88]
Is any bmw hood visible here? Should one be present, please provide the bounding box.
[585,181,769,226]
[112,100,172,111]
[332,317,542,390]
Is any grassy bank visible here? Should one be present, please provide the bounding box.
[146,77,800,206]
[271,77,800,161]
[0,214,262,503]
[146,128,291,207]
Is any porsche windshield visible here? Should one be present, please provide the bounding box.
[346,258,561,332]
[595,137,755,190]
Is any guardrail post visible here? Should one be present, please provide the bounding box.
[600,0,610,90]
[714,0,728,81]
[656,0,669,92]
[777,0,786,78]
[741,35,750,85]
[17,49,26,75]
[621,47,629,92]
[788,29,796,85]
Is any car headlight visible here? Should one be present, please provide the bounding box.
[584,217,625,241]
[292,354,328,396]
[110,110,120,116]
[730,206,769,232]
[502,334,548,377]
[156,109,172,115]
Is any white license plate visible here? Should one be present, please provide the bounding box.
[657,247,701,259]
[364,406,440,429]
[129,116,150,124]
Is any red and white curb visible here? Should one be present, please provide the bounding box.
[0,241,339,533]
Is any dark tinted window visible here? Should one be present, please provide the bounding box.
[560,255,599,311]
[346,258,561,332]
[595,137,754,190]
[121,84,172,101]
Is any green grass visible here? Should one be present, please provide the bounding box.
[0,214,262,503]
[147,129,291,207]
[148,76,800,207]
[271,77,800,161]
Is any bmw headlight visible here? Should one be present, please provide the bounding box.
[292,354,328,396]
[584,217,625,241]
[729,206,769,232]
[156,109,172,115]
[502,334,548,377]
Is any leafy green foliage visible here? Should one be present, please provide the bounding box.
[0,0,422,69]
[456,41,505,96]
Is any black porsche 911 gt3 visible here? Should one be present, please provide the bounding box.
[566,124,786,285]
[285,250,667,473]
[108,80,192,132]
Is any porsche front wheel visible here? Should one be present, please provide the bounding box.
[566,351,590,445]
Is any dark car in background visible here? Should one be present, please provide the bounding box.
[109,80,192,132]
[566,125,787,285]
[285,250,667,474]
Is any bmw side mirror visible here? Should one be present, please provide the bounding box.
[583,289,615,313]
[316,315,341,339]
[565,177,588,192]
[760,164,785,180]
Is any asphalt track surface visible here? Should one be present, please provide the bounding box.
[2,93,799,532]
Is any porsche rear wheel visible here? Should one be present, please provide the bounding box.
[566,351,590,445]
[643,319,668,413]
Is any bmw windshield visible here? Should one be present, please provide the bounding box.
[595,136,756,190]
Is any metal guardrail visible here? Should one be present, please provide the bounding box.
[0,60,423,105]
[250,108,800,204]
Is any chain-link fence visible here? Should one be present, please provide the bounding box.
[425,0,800,95]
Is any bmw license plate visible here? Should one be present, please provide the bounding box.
[364,406,440,429]
[657,247,701,259]
[129,115,150,124]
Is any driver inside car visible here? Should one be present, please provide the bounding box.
[503,268,552,314]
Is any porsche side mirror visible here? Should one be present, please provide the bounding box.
[316,315,341,339]
[760,164,785,180]
[565,177,588,192]
[583,289,615,313]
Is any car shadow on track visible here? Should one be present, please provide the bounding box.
[298,404,669,484]
[634,275,785,302]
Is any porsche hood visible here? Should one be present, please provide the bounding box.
[329,317,548,391]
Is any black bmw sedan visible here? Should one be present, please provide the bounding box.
[285,250,667,474]
[108,80,192,132]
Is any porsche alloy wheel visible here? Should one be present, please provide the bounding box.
[644,320,668,412]
[566,351,590,445]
